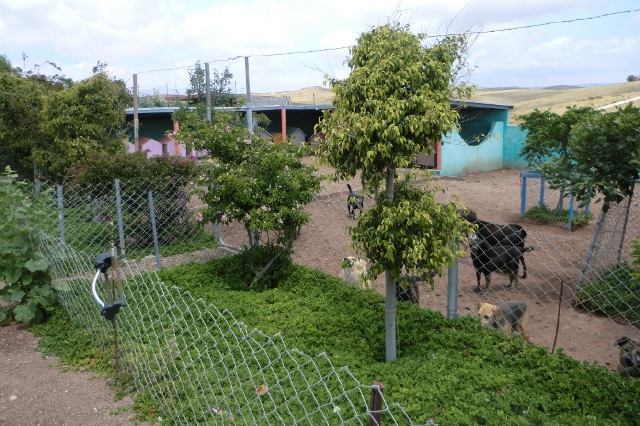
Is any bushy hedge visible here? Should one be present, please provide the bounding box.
[576,263,640,326]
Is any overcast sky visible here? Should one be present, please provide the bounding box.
[2,0,639,96]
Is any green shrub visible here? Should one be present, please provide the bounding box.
[575,263,640,325]
[0,167,57,324]
[525,204,593,228]
[63,152,209,254]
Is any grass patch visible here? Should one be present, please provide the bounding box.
[525,204,593,228]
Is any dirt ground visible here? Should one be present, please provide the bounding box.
[0,323,149,426]
[1,163,637,425]
[288,162,638,373]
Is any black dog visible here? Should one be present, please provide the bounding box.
[395,275,421,305]
[347,184,364,219]
[470,238,534,293]
[460,209,529,278]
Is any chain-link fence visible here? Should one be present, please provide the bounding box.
[36,177,218,268]
[37,233,428,425]
[31,177,640,424]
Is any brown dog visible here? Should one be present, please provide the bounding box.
[614,336,640,377]
[478,301,532,341]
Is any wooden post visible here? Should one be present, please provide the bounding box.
[369,381,385,426]
[281,106,287,142]
[133,74,139,151]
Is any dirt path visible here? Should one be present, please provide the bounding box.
[0,323,149,426]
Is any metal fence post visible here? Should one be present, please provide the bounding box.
[539,177,546,207]
[57,185,66,245]
[148,190,162,270]
[115,179,126,257]
[520,175,527,217]
[447,255,459,320]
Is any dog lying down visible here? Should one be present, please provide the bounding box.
[478,301,532,341]
[341,257,371,289]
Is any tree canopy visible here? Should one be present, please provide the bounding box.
[34,71,132,181]
[186,61,239,107]
[319,23,473,189]
[540,103,640,210]
[173,100,321,287]
[317,21,474,361]
[519,106,599,169]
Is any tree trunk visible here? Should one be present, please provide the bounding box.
[385,163,397,362]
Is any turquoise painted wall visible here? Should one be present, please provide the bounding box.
[503,125,529,169]
[440,108,531,175]
[440,108,509,175]
[441,120,504,175]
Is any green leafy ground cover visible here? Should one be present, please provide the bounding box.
[31,252,640,425]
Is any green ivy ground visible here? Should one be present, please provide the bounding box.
[31,252,640,425]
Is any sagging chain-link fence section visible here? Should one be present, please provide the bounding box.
[36,177,218,267]
[37,234,422,426]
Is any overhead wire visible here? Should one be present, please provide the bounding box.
[134,8,640,75]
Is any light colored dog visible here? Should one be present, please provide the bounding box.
[341,257,371,289]
[478,301,532,341]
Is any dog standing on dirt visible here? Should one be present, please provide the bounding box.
[470,237,534,293]
[341,257,371,289]
[478,301,532,341]
[346,184,364,219]
[614,336,640,377]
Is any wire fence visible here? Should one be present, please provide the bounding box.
[37,234,424,426]
[36,177,218,267]
[31,177,640,425]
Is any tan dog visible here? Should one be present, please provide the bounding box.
[478,301,532,341]
[341,257,371,289]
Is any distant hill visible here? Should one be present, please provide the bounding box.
[255,81,640,125]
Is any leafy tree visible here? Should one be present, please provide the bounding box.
[34,70,132,181]
[0,54,17,75]
[186,61,239,107]
[519,107,598,168]
[0,72,46,178]
[173,103,321,286]
[541,103,640,211]
[317,21,475,361]
[627,75,638,82]
[139,89,168,108]
[519,106,599,212]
